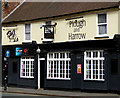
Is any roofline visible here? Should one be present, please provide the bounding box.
[2,4,119,24]
[2,0,26,22]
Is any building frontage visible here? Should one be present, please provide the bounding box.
[2,2,120,91]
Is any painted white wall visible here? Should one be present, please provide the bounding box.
[2,8,119,45]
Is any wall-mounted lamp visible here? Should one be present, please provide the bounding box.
[36,47,41,54]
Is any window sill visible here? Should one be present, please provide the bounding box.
[94,35,109,39]
[84,79,105,81]
[47,78,71,80]
[43,38,53,41]
[20,76,34,79]
[42,38,53,43]
[22,40,32,44]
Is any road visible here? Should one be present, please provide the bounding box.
[2,92,63,97]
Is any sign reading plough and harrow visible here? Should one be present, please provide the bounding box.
[68,19,86,40]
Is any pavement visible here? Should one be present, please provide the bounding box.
[0,87,120,97]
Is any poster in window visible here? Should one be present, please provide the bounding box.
[77,64,82,74]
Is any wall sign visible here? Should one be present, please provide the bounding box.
[16,47,22,56]
[68,33,86,40]
[68,19,86,40]
[69,19,86,30]
[77,64,82,74]
[6,29,18,42]
[6,50,10,57]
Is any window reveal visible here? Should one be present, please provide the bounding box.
[47,52,71,80]
[84,51,104,81]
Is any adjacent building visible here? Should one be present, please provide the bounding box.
[2,0,23,19]
[2,2,120,91]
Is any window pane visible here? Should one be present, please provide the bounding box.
[86,52,91,58]
[66,53,70,58]
[22,73,25,76]
[100,52,104,57]
[93,52,98,58]
[54,53,57,58]
[99,25,107,35]
[49,53,53,58]
[98,14,106,23]
[25,33,30,40]
[25,24,30,31]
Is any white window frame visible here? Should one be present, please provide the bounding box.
[47,52,71,80]
[97,13,107,37]
[20,56,34,78]
[84,50,105,81]
[24,24,31,42]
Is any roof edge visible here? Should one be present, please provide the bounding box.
[2,5,119,24]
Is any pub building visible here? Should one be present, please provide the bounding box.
[2,2,120,91]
